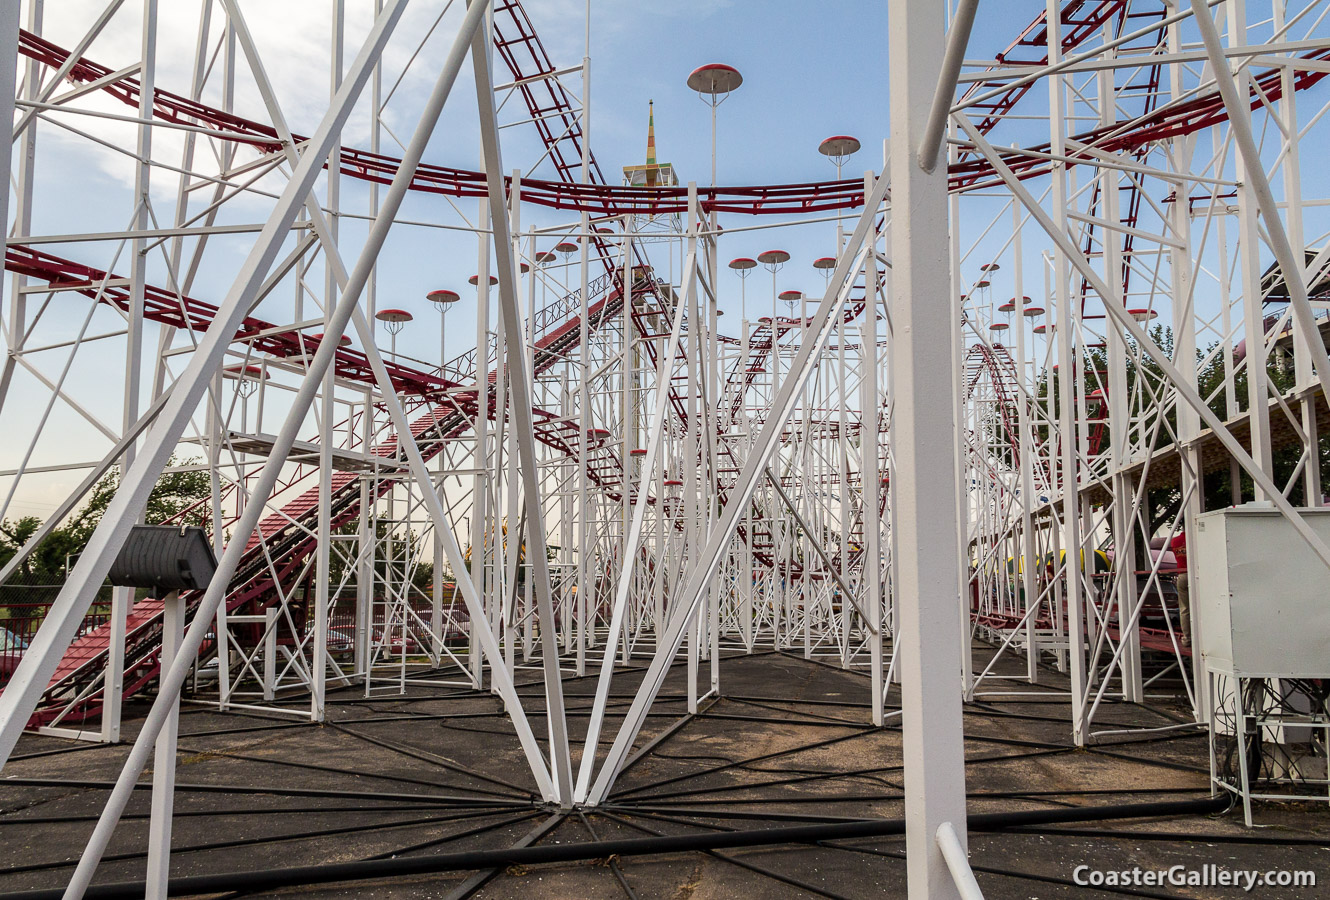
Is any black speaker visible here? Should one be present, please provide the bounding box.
[108,525,218,595]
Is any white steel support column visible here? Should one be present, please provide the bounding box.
[576,0,592,679]
[1230,8,1274,496]
[684,185,701,713]
[470,5,494,687]
[861,245,883,724]
[619,220,633,667]
[1277,23,1320,506]
[706,225,721,695]
[143,591,182,900]
[104,0,159,746]
[1099,48,1142,703]
[0,0,38,416]
[861,166,883,717]
[356,437,372,684]
[1167,8,1204,715]
[312,0,345,722]
[889,1,969,896]
[1044,2,1089,746]
[1012,200,1038,684]
[576,222,590,679]
[472,199,491,685]
[948,146,968,700]
[0,0,18,326]
[472,18,575,805]
[503,175,525,680]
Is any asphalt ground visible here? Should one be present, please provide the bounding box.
[1,645,1326,898]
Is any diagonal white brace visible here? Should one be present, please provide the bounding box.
[586,169,892,805]
[53,4,495,894]
[955,110,1330,573]
[1187,0,1330,419]
[764,466,876,630]
[471,9,576,806]
[218,0,554,796]
[0,0,413,772]
[574,248,697,802]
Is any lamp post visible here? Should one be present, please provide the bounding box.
[427,289,459,371]
[375,308,412,362]
[729,256,756,321]
[818,134,861,181]
[224,364,263,432]
[686,63,743,187]
[758,249,789,316]
[779,289,802,321]
[818,135,860,250]
[758,249,790,389]
[813,256,836,291]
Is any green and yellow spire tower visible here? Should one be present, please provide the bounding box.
[645,100,659,187]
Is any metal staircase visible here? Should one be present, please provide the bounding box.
[26,272,635,727]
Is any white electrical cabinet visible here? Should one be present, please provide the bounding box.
[1194,504,1330,678]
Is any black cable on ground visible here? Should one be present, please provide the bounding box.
[0,797,1228,899]
[186,812,551,900]
[439,812,565,900]
[605,803,873,825]
[176,720,314,739]
[606,786,1209,826]
[624,793,906,808]
[6,743,121,763]
[1000,824,1330,846]
[1088,745,1211,775]
[722,694,874,709]
[720,696,868,726]
[1090,729,1207,749]
[964,702,1146,731]
[363,810,545,863]
[968,786,1204,800]
[826,836,1182,900]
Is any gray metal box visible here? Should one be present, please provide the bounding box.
[1194,504,1330,678]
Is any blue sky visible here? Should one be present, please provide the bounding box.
[1,0,910,519]
[5,1,1328,520]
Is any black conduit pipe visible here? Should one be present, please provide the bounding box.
[0,797,1228,900]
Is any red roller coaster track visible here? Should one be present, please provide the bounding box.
[15,8,1330,218]
[11,0,1329,726]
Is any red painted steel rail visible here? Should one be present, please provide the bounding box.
[18,9,1330,215]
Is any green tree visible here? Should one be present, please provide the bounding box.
[1033,322,1327,539]
[324,520,435,595]
[0,455,210,583]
